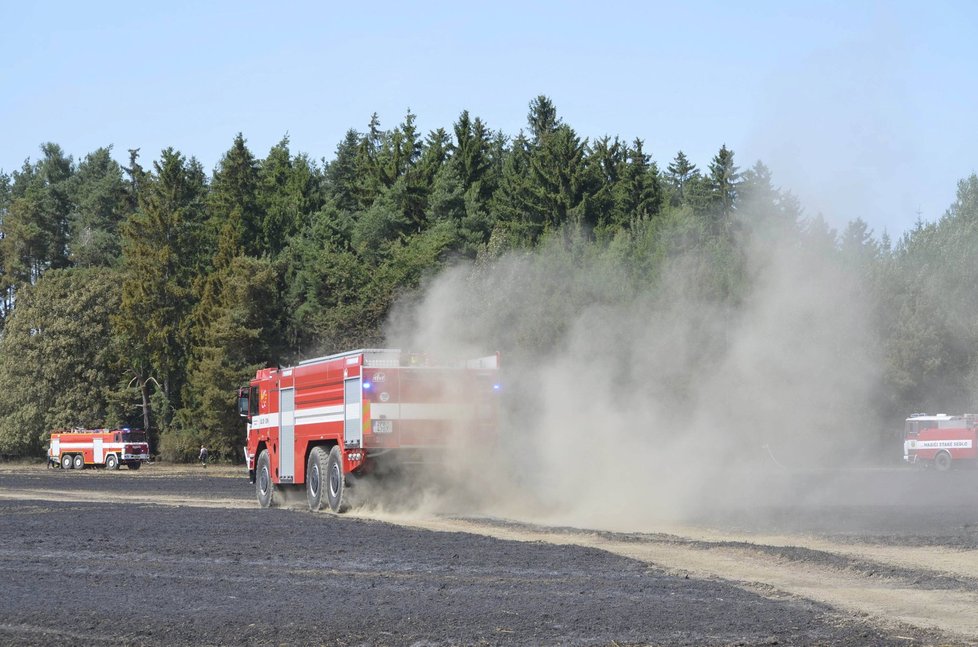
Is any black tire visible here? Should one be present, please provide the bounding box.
[61,454,73,470]
[72,454,85,470]
[306,446,329,511]
[934,451,952,472]
[128,461,141,470]
[105,454,119,471]
[326,445,347,513]
[256,449,276,508]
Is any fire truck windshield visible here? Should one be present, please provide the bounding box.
[115,430,147,443]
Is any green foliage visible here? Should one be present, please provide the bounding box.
[209,134,261,256]
[878,175,978,413]
[666,150,698,207]
[0,144,75,292]
[175,215,283,460]
[68,147,129,267]
[0,268,121,454]
[258,137,323,257]
[2,97,977,460]
[115,148,208,431]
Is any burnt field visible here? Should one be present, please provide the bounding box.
[0,465,976,646]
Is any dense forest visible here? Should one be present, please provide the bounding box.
[1,96,977,461]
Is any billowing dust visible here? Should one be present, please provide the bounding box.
[378,220,885,531]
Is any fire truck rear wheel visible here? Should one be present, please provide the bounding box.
[934,451,952,472]
[326,445,347,513]
[61,454,73,470]
[72,454,84,470]
[306,446,328,511]
[256,449,276,508]
[105,454,119,470]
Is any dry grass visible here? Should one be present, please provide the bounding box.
[0,460,243,478]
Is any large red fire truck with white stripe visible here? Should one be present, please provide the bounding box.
[239,349,499,512]
[903,413,978,471]
[47,428,150,470]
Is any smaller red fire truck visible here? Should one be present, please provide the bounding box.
[239,349,499,512]
[48,428,150,470]
[903,413,978,471]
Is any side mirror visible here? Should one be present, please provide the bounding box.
[237,391,250,418]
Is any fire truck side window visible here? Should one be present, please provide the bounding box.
[250,386,259,416]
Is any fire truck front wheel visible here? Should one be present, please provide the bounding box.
[934,451,953,472]
[61,454,73,470]
[256,449,277,508]
[105,454,119,470]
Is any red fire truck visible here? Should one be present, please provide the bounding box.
[48,428,150,470]
[239,349,499,512]
[903,413,978,471]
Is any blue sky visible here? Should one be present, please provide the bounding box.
[2,1,976,237]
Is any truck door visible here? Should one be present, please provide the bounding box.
[345,377,362,447]
[279,387,295,481]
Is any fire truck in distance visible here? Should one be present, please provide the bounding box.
[239,349,499,512]
[48,428,150,470]
[903,413,978,471]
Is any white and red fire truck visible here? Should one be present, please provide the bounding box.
[903,413,978,471]
[239,349,499,512]
[47,428,150,470]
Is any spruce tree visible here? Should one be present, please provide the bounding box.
[115,148,207,432]
[68,147,129,267]
[209,133,261,256]
[666,150,698,206]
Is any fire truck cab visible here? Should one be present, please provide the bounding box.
[239,349,499,512]
[903,413,978,471]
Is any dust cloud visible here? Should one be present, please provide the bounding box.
[382,219,884,531]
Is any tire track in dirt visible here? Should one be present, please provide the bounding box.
[0,487,251,509]
[356,512,978,643]
[6,476,978,642]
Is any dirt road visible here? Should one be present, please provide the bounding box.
[0,464,974,645]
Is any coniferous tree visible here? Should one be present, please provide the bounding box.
[0,267,121,454]
[588,136,626,227]
[209,134,261,256]
[528,124,594,231]
[178,211,283,459]
[495,99,595,239]
[666,150,698,206]
[452,111,493,195]
[0,145,75,291]
[68,147,129,267]
[708,144,740,225]
[325,129,361,213]
[258,137,322,257]
[0,171,12,325]
[115,148,208,432]
[492,133,535,242]
[621,139,662,222]
[739,161,800,242]
[353,113,385,209]
[123,148,148,211]
[527,95,561,146]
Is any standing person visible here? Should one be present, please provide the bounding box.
[199,444,208,468]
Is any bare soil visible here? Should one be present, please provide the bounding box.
[0,463,974,646]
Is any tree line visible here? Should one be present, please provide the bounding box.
[1,96,976,460]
